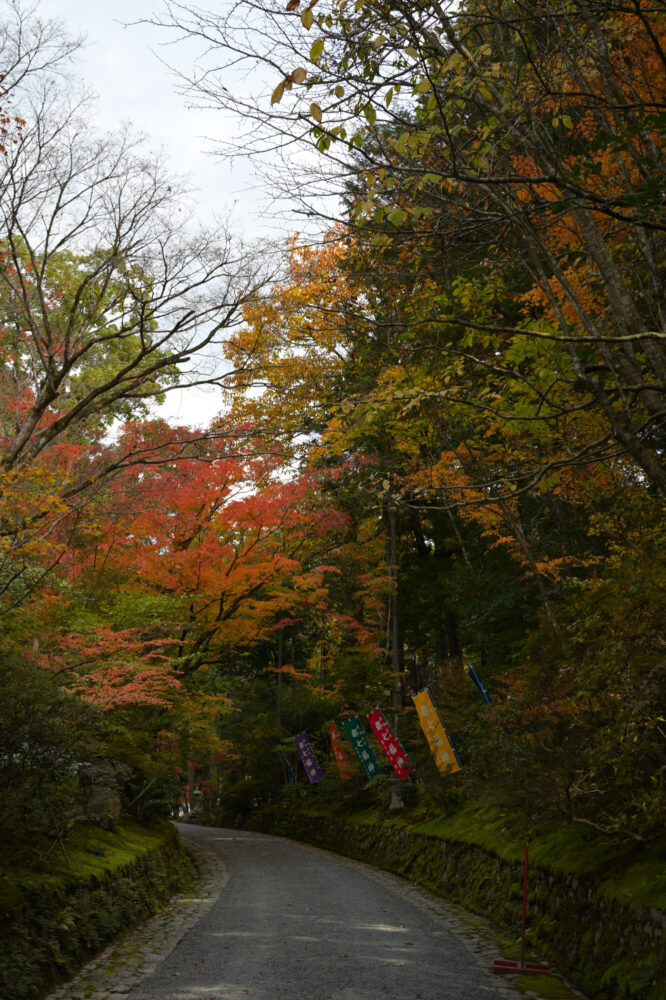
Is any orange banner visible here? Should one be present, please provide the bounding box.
[330,722,354,779]
[413,689,461,776]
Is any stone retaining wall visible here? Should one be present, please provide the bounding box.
[0,822,192,1000]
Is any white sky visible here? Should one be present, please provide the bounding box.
[37,0,285,427]
[40,0,264,228]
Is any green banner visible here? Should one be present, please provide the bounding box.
[343,715,382,781]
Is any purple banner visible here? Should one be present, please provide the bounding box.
[294,732,323,784]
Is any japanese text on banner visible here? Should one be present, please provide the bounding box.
[367,708,412,780]
[342,715,381,781]
[330,723,354,779]
[412,689,461,776]
[294,732,323,784]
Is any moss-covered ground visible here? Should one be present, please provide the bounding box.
[0,817,192,1000]
[407,799,666,912]
[281,793,666,912]
[0,819,177,909]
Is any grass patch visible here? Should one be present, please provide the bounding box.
[408,798,626,875]
[515,974,581,999]
[411,799,528,863]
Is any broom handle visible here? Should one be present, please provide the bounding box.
[521,840,529,967]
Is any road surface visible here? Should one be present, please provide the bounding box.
[125,823,511,1000]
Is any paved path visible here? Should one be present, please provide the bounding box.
[48,823,535,1000]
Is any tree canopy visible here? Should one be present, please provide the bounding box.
[1,0,664,855]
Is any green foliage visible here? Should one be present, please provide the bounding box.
[0,239,176,444]
[0,655,98,851]
[0,819,192,1000]
[465,499,666,840]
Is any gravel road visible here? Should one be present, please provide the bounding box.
[124,823,513,1000]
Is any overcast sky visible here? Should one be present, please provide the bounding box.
[40,0,264,229]
[38,0,280,426]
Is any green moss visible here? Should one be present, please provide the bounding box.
[0,817,190,1000]
[597,845,666,911]
[515,974,580,999]
[56,819,175,880]
[363,797,666,912]
[413,800,528,863]
[410,800,629,875]
[0,819,178,909]
[341,805,384,826]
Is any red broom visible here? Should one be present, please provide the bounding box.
[493,840,553,976]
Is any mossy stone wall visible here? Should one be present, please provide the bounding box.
[0,821,192,1000]
[245,807,665,1000]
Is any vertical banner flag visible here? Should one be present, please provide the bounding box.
[330,723,354,779]
[294,732,323,784]
[367,708,413,779]
[343,716,382,781]
[281,751,297,785]
[412,688,461,776]
[465,664,492,704]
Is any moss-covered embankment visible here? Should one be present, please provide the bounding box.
[240,801,665,1000]
[0,819,192,1000]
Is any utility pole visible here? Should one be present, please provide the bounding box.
[276,626,283,723]
[387,507,401,732]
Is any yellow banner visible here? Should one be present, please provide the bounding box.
[413,689,461,776]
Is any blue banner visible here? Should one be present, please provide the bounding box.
[281,751,297,785]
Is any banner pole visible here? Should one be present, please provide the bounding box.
[521,841,529,968]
